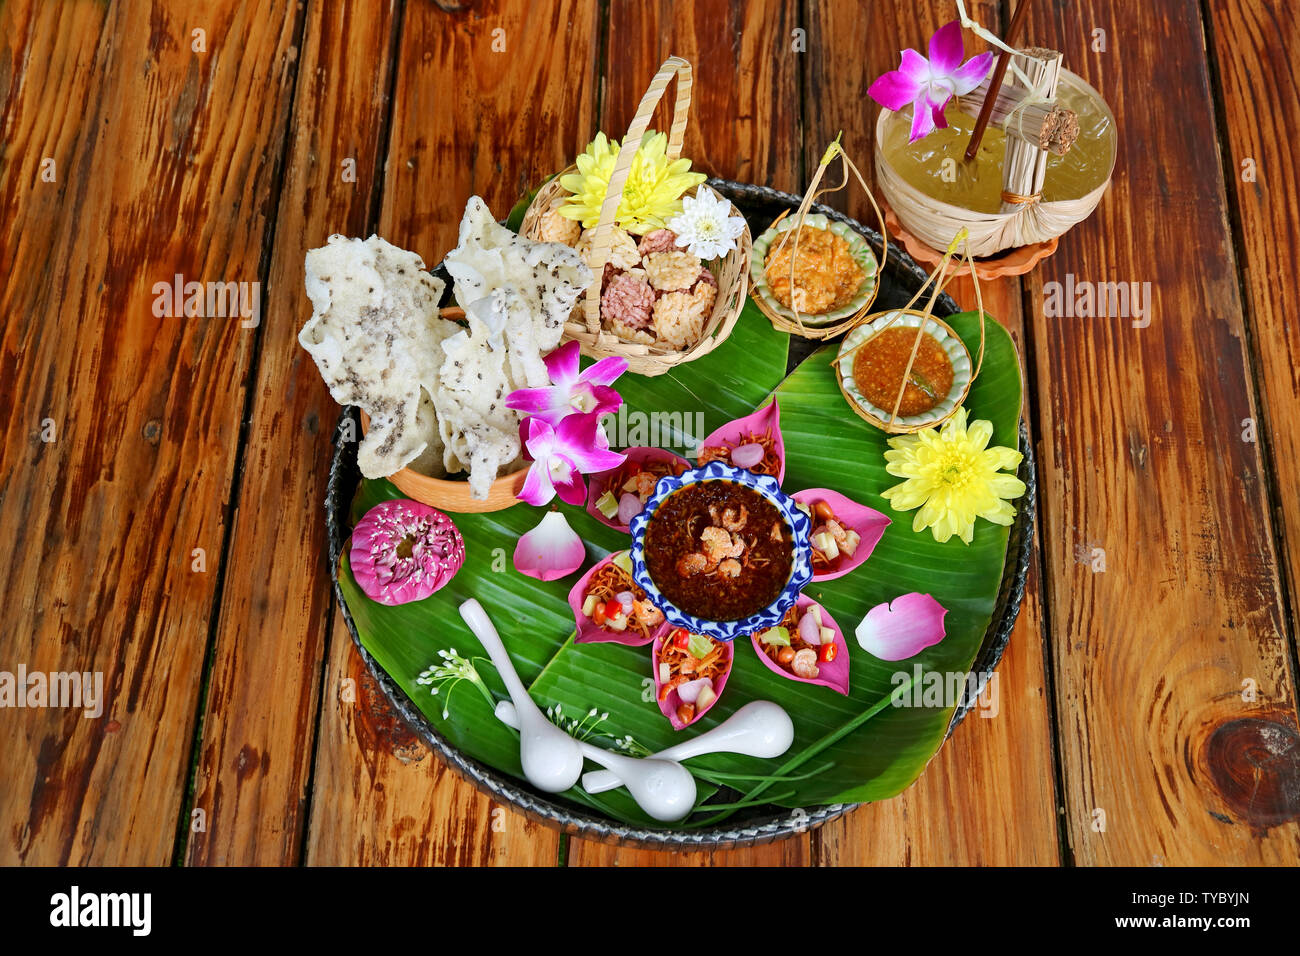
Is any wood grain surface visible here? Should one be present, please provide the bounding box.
[182,0,399,867]
[0,0,300,864]
[1021,0,1300,864]
[1,0,1297,867]
[1204,0,1300,712]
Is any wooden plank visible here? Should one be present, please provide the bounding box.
[568,0,807,865]
[303,0,601,865]
[0,0,301,864]
[305,617,558,865]
[1021,0,1300,864]
[182,0,401,866]
[1205,1,1300,712]
[599,0,803,185]
[803,1,1062,864]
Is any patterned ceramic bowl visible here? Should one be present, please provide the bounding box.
[628,462,813,642]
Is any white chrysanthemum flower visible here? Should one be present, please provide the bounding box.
[667,190,746,260]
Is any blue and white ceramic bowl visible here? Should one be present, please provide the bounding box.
[628,461,813,642]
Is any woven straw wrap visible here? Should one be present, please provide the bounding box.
[520,56,750,377]
[876,67,1115,259]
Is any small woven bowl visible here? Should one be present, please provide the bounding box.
[519,57,750,377]
[835,309,973,434]
[749,212,879,330]
[628,462,812,643]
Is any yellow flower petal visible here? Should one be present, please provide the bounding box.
[966,418,993,452]
[877,408,1020,547]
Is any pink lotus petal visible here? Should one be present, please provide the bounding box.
[698,399,785,483]
[791,488,891,582]
[855,592,948,661]
[542,340,582,387]
[350,499,465,605]
[513,511,585,582]
[928,20,964,74]
[750,596,850,695]
[585,446,691,531]
[867,69,921,112]
[950,51,995,94]
[569,552,665,647]
[653,632,733,730]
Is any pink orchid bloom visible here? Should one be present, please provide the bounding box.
[867,20,994,143]
[518,412,626,507]
[506,341,627,426]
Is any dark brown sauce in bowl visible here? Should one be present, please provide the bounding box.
[644,480,794,622]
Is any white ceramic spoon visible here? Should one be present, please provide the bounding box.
[581,700,794,794]
[458,599,583,794]
[495,701,697,822]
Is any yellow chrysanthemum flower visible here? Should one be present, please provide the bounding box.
[558,131,706,232]
[880,407,1026,545]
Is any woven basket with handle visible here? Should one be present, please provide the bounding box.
[520,56,750,377]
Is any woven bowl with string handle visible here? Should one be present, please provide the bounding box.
[520,56,751,377]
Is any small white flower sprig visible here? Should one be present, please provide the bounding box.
[544,703,612,743]
[416,648,496,720]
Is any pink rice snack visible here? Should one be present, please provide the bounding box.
[637,229,680,256]
[601,271,655,330]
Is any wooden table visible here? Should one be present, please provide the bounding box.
[3,0,1297,867]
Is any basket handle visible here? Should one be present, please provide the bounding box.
[581,56,694,332]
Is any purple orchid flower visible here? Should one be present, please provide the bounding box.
[868,20,994,143]
[518,411,626,507]
[506,341,628,426]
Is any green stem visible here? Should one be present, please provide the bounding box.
[692,761,834,786]
[689,791,798,816]
[694,676,920,827]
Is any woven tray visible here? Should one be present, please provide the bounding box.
[325,180,1037,850]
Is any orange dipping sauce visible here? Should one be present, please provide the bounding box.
[852,326,954,417]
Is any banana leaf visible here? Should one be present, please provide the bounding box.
[337,302,1022,827]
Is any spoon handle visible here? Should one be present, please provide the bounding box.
[582,739,713,794]
[458,599,534,714]
[495,704,639,773]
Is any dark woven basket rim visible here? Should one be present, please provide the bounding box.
[324,180,1037,851]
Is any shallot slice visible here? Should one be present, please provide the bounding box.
[616,591,635,616]
[675,677,712,704]
[798,610,823,645]
[618,492,643,525]
[730,443,765,469]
